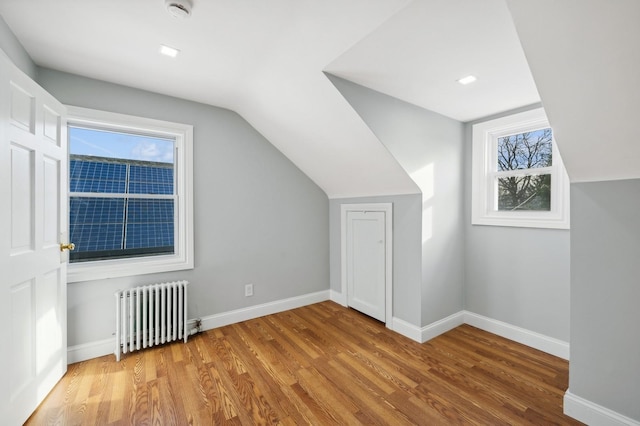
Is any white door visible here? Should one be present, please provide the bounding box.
[346,210,387,322]
[0,52,69,425]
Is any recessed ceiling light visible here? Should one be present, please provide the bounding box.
[159,45,180,58]
[457,75,477,85]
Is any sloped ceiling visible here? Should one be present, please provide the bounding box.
[326,0,540,122]
[506,0,640,183]
[0,0,544,197]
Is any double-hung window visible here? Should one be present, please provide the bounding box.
[471,107,570,229]
[67,106,193,282]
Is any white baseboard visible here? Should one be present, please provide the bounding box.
[68,295,569,366]
[67,337,115,364]
[564,390,640,426]
[67,290,330,363]
[199,290,329,331]
[463,311,569,360]
[393,310,569,360]
[421,311,465,342]
[391,311,464,343]
[391,317,423,342]
[329,289,347,306]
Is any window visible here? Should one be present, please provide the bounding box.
[67,106,193,282]
[471,108,570,229]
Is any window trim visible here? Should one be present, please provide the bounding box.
[66,106,194,282]
[471,107,570,229]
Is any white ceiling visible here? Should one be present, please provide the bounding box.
[326,0,540,122]
[0,0,543,197]
[506,0,640,184]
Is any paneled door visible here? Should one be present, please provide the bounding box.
[0,51,69,425]
[346,210,387,322]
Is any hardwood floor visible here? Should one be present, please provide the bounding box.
[27,301,582,425]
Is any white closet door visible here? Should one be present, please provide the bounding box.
[346,210,386,322]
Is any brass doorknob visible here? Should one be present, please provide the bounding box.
[60,242,75,252]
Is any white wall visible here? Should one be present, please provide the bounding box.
[37,68,330,349]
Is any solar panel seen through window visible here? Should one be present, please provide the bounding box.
[69,156,175,262]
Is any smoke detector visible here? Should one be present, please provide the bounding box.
[165,0,193,18]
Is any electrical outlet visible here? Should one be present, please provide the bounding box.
[245,283,254,297]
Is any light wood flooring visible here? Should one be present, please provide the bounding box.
[26,301,582,425]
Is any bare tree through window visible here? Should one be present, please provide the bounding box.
[496,128,552,211]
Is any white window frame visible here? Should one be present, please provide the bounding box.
[471,107,570,229]
[66,106,194,282]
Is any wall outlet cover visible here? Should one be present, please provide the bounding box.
[245,284,254,297]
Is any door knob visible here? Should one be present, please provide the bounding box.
[60,242,75,252]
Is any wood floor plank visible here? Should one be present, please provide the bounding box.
[207,362,239,421]
[321,358,414,426]
[296,366,363,425]
[25,301,583,425]
[226,324,309,423]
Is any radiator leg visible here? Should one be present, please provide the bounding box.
[114,292,121,362]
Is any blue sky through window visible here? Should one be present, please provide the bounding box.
[69,126,174,163]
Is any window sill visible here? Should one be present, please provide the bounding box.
[67,254,193,283]
[472,214,570,230]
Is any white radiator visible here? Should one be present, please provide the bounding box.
[115,280,189,361]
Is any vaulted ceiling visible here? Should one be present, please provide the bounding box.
[1,0,636,195]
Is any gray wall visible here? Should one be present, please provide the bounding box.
[0,15,37,79]
[570,179,640,421]
[464,107,571,342]
[329,195,422,325]
[37,68,329,347]
[327,75,465,327]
